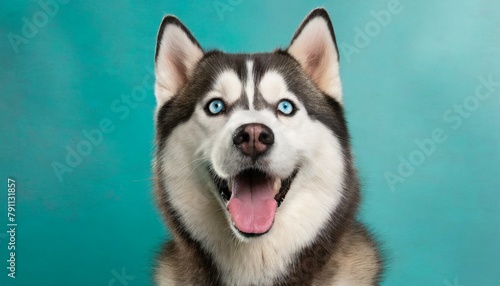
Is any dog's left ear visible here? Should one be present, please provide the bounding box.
[288,8,342,102]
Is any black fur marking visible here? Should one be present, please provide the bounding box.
[253,89,274,111]
[156,98,195,150]
[251,56,271,110]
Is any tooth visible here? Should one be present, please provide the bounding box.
[273,177,282,196]
[228,178,232,193]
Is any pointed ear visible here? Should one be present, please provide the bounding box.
[154,16,204,106]
[288,8,342,102]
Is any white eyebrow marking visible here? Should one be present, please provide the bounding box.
[211,70,242,105]
[258,71,289,104]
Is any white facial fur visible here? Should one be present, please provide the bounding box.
[212,70,306,180]
[209,70,243,106]
[157,66,346,285]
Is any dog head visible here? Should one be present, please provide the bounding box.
[154,9,349,241]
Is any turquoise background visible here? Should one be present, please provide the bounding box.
[1,0,499,285]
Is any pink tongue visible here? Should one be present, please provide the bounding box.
[227,170,277,234]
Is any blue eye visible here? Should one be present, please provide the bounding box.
[277,99,295,115]
[207,99,225,115]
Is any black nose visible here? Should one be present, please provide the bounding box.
[233,123,274,160]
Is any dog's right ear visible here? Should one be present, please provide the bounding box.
[154,16,204,106]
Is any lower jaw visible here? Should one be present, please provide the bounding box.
[235,227,272,238]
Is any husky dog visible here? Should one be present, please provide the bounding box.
[152,8,382,286]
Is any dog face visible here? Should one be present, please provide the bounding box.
[154,9,349,241]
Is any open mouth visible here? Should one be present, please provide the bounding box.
[209,168,298,237]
